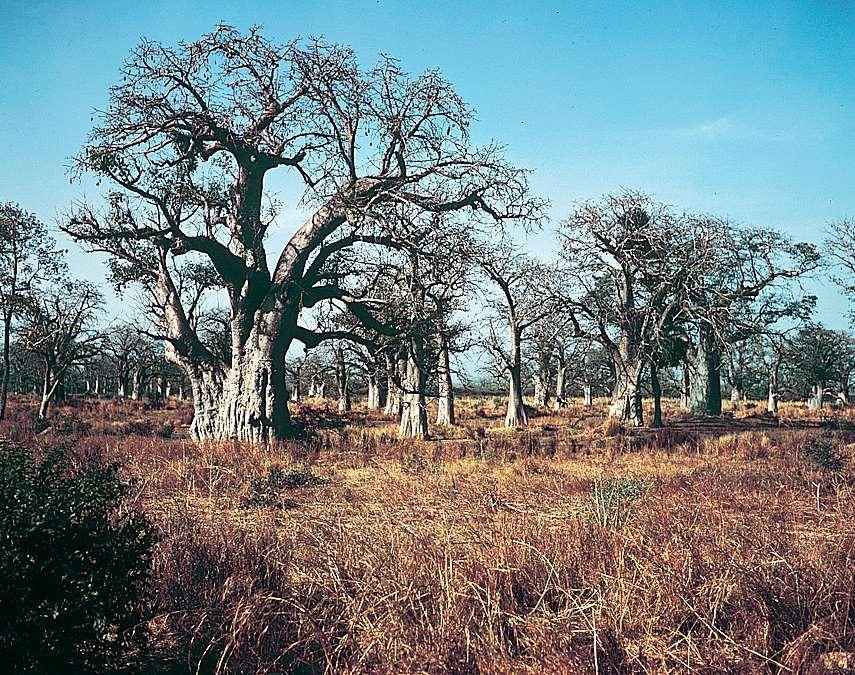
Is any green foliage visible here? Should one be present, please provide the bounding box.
[245,464,327,509]
[0,441,157,673]
[585,477,649,528]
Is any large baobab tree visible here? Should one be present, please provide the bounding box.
[64,26,539,442]
[558,193,711,427]
[19,280,103,418]
[683,225,818,415]
[0,204,64,420]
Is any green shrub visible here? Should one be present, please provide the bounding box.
[0,441,157,673]
[158,421,175,439]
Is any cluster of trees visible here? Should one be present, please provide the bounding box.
[0,209,192,420]
[3,26,855,440]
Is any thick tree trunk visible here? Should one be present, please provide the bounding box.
[384,349,403,418]
[608,341,644,426]
[533,355,551,409]
[182,326,293,443]
[650,364,663,428]
[131,369,143,401]
[583,382,593,406]
[335,346,351,413]
[807,383,824,410]
[553,365,569,409]
[435,332,455,426]
[505,328,527,428]
[609,370,643,426]
[688,330,722,415]
[399,338,428,438]
[366,374,381,409]
[839,371,850,405]
[767,386,778,414]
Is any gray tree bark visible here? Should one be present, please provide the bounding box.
[435,331,455,426]
[399,338,428,438]
[687,329,722,415]
[505,327,528,428]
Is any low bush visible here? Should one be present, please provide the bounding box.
[0,440,158,673]
[244,463,327,509]
[585,476,649,527]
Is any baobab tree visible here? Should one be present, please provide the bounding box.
[480,242,559,427]
[786,324,851,410]
[558,193,712,427]
[64,26,540,442]
[0,204,64,419]
[682,224,818,415]
[19,280,103,418]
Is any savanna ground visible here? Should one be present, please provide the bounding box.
[2,394,853,674]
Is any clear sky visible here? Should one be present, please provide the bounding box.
[2,0,853,325]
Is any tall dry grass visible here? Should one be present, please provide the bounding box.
[2,394,853,673]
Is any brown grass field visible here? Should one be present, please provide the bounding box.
[2,395,854,674]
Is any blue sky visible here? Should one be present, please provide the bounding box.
[1,0,853,325]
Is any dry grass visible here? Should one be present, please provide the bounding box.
[2,394,854,673]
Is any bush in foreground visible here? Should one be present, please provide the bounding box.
[0,440,157,673]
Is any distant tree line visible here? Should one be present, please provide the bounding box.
[3,25,855,439]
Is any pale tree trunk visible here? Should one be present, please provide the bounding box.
[384,349,403,418]
[532,351,552,408]
[807,383,824,410]
[131,368,144,401]
[607,340,644,426]
[583,382,593,406]
[730,386,743,403]
[290,367,303,402]
[94,374,101,397]
[505,327,527,428]
[366,374,381,409]
[687,329,722,416]
[553,362,569,409]
[399,337,428,438]
[335,346,351,413]
[435,331,455,426]
[165,380,173,399]
[839,371,850,405]
[38,361,64,419]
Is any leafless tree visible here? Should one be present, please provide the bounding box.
[683,224,818,415]
[63,26,540,443]
[558,192,713,426]
[19,280,103,418]
[0,204,64,419]
[479,241,559,427]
